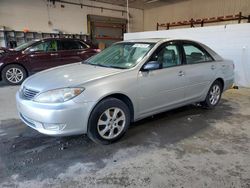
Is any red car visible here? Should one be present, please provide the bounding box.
[0,38,100,85]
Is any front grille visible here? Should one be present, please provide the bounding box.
[22,87,39,100]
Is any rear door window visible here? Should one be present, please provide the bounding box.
[183,44,213,64]
[58,40,82,51]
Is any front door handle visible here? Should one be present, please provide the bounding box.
[50,53,58,56]
[211,65,216,70]
[178,71,185,76]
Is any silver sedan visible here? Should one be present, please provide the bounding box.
[16,39,234,144]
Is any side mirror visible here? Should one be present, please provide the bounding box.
[142,61,160,71]
[23,49,30,54]
[23,48,35,54]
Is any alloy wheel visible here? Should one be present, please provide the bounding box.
[97,107,126,140]
[209,84,221,105]
[5,68,24,84]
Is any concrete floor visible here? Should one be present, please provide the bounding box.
[0,83,250,188]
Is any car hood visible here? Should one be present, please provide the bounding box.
[0,47,18,58]
[0,47,12,53]
[23,63,125,92]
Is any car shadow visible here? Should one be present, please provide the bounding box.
[0,98,235,181]
[0,81,10,87]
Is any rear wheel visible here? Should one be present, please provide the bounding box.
[87,98,130,144]
[201,80,222,108]
[2,64,27,85]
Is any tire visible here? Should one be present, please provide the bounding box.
[2,64,27,85]
[87,98,131,145]
[201,80,223,109]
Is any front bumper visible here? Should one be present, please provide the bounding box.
[0,63,3,80]
[16,92,95,136]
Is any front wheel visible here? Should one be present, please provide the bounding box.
[2,64,27,85]
[87,98,130,144]
[201,80,222,108]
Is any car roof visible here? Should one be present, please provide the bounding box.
[121,38,202,44]
[42,37,82,41]
[122,38,168,43]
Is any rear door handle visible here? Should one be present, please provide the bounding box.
[178,71,185,76]
[50,53,58,56]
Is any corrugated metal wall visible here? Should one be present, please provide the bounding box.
[144,0,250,31]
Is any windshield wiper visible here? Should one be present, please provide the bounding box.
[82,60,91,64]
[82,61,127,69]
[107,65,127,69]
[93,64,127,69]
[82,61,102,67]
[84,62,111,68]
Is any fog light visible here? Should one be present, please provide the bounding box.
[34,121,43,129]
[43,123,66,131]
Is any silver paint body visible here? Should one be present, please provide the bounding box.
[16,39,234,136]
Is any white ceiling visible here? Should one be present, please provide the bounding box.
[89,0,188,9]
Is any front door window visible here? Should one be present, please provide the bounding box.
[29,40,58,53]
[148,43,181,69]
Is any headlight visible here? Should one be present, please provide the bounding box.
[33,87,84,103]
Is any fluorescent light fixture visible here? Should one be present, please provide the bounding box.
[145,0,159,4]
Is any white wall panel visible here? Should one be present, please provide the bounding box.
[124,23,250,87]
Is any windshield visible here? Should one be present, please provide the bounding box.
[85,42,155,69]
[14,40,38,51]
